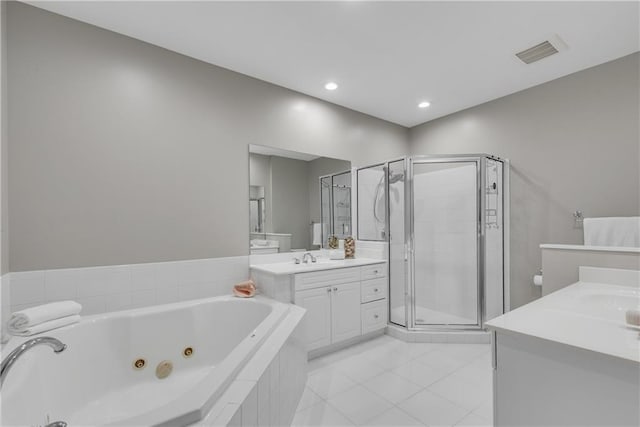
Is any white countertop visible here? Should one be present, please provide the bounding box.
[540,243,640,253]
[487,273,640,363]
[250,257,386,275]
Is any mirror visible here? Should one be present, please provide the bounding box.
[320,171,352,246]
[249,185,266,233]
[357,163,387,241]
[249,144,351,254]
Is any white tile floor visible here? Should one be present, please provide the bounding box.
[292,335,493,427]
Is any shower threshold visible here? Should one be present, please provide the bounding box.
[386,323,490,344]
[392,306,478,326]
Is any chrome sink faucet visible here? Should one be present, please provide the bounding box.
[302,252,317,263]
[0,336,67,388]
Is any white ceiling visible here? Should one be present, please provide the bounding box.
[27,1,639,127]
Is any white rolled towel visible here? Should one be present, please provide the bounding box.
[8,301,82,334]
[10,315,80,337]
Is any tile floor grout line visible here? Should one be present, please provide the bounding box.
[296,336,492,427]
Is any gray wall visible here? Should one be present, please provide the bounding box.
[270,156,310,250]
[1,0,7,276]
[7,3,639,314]
[409,53,640,309]
[7,3,408,271]
[1,0,9,341]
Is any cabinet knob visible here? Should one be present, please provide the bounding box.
[373,270,379,274]
[333,287,338,291]
[374,314,379,319]
[374,288,379,292]
[326,288,331,293]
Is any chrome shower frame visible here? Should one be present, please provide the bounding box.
[357,154,510,332]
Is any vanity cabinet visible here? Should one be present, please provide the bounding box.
[294,287,332,349]
[250,258,388,354]
[295,282,361,351]
[361,299,387,334]
[293,263,387,352]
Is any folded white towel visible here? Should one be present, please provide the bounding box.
[10,315,80,337]
[312,223,323,246]
[8,301,82,333]
[583,217,640,248]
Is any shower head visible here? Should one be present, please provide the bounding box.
[388,172,404,184]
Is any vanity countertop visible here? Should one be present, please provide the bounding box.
[540,243,640,253]
[486,267,640,363]
[250,257,386,276]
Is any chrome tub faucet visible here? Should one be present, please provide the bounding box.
[0,336,67,388]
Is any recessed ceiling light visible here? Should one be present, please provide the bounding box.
[325,82,338,91]
[418,101,431,108]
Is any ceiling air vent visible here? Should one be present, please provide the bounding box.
[516,40,559,64]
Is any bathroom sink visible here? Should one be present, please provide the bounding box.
[544,285,640,323]
[250,257,385,275]
[295,259,338,269]
[301,257,339,265]
[487,267,640,364]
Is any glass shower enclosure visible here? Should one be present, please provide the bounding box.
[320,170,352,247]
[358,155,508,330]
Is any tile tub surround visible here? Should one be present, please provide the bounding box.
[293,335,492,426]
[3,295,306,426]
[5,256,249,315]
[198,300,307,426]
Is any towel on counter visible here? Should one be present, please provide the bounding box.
[312,223,323,246]
[8,301,82,334]
[583,217,640,247]
[10,315,80,337]
[233,280,256,298]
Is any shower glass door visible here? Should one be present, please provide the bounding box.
[411,159,480,328]
[388,159,407,327]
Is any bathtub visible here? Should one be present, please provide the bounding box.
[1,295,307,426]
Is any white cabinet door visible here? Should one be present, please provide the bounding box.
[295,287,332,351]
[331,282,362,343]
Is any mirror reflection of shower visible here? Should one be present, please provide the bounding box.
[357,164,387,241]
[320,170,352,246]
[372,168,403,240]
[358,163,405,241]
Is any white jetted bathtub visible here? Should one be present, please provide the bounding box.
[1,295,306,426]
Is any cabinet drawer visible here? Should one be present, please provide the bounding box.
[361,299,387,334]
[361,278,387,303]
[294,267,360,291]
[361,264,387,281]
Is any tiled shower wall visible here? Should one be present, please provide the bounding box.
[3,256,249,316]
